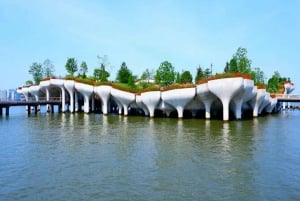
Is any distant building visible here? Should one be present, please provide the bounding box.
[8,89,22,101]
[0,89,7,101]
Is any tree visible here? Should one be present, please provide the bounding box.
[116,62,133,83]
[195,65,204,82]
[154,61,176,86]
[141,68,154,81]
[65,58,78,77]
[224,62,230,73]
[79,61,88,78]
[94,63,110,82]
[25,80,33,86]
[228,47,252,74]
[43,59,55,78]
[267,71,287,93]
[251,67,265,85]
[203,68,211,78]
[28,62,43,84]
[175,72,181,83]
[180,70,193,84]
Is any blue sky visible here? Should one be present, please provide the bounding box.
[1,0,299,92]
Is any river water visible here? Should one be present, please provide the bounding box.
[0,108,299,201]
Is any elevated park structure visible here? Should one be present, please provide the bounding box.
[1,77,295,121]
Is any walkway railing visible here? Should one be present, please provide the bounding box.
[275,94,300,102]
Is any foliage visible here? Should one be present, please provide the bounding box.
[226,47,252,74]
[251,67,265,85]
[43,59,55,78]
[195,66,204,82]
[141,68,154,81]
[28,62,43,84]
[154,61,176,86]
[180,70,193,84]
[65,58,78,77]
[267,71,288,93]
[203,68,212,78]
[111,82,137,93]
[79,61,88,78]
[94,63,110,82]
[25,80,33,86]
[175,72,181,83]
[116,62,134,84]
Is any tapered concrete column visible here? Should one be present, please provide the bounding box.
[75,82,94,113]
[50,79,66,112]
[136,95,149,116]
[111,88,135,116]
[28,85,40,101]
[208,78,244,121]
[259,93,271,114]
[94,85,111,115]
[266,98,277,113]
[161,87,195,118]
[250,89,266,117]
[231,79,254,119]
[74,91,79,112]
[157,100,174,117]
[64,80,75,113]
[141,91,161,118]
[196,83,217,119]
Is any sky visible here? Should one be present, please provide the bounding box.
[1,0,300,93]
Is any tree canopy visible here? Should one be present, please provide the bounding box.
[79,61,88,78]
[116,62,134,84]
[180,70,193,84]
[154,61,176,86]
[65,58,78,77]
[225,47,251,74]
[43,59,55,78]
[94,63,110,82]
[28,62,43,84]
[267,71,288,93]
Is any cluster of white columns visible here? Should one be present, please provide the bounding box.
[18,78,278,120]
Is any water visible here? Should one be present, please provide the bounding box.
[0,108,300,201]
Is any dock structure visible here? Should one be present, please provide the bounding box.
[0,98,62,116]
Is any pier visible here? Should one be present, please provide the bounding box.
[0,97,61,116]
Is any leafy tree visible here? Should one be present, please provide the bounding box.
[180,70,193,84]
[141,68,154,81]
[43,59,55,78]
[224,62,230,73]
[65,58,78,77]
[203,68,211,78]
[94,63,110,82]
[154,61,176,86]
[251,67,265,85]
[195,65,204,82]
[229,58,238,72]
[175,72,181,83]
[267,71,287,93]
[228,47,252,74]
[28,62,43,84]
[79,61,88,78]
[25,80,33,86]
[116,62,133,83]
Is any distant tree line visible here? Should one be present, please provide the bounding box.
[27,47,291,93]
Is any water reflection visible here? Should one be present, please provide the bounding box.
[1,112,300,200]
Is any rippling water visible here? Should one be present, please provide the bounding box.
[0,108,300,201]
